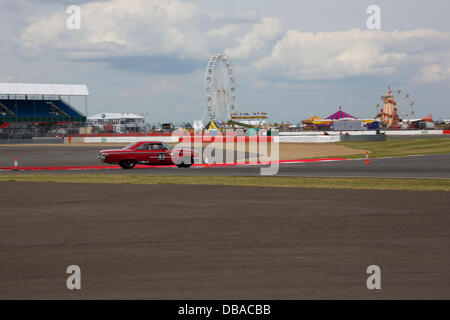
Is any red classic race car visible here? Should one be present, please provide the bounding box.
[98,141,199,169]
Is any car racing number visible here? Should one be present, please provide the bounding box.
[157,152,166,161]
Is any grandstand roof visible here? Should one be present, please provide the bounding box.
[87,113,144,120]
[0,83,89,96]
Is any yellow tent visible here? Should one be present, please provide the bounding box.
[303,116,322,124]
[205,120,218,130]
[307,116,322,121]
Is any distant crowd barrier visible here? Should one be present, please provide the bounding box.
[339,134,387,142]
[84,136,179,143]
[280,129,448,136]
[72,132,174,137]
[83,136,276,143]
[278,136,340,143]
[78,129,449,144]
[0,137,64,144]
[179,136,275,143]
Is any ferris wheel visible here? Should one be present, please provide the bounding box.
[395,90,415,119]
[203,54,236,124]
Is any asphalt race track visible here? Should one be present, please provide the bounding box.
[0,182,449,299]
[0,145,143,167]
[1,145,450,179]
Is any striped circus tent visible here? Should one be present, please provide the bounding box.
[326,106,357,120]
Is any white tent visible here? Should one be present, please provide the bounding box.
[87,113,145,133]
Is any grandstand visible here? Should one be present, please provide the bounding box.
[0,83,88,138]
[87,113,145,133]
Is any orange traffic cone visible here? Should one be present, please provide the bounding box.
[364,152,370,165]
[13,157,19,171]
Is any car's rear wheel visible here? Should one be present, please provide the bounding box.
[184,156,194,168]
[176,156,194,168]
[119,159,136,169]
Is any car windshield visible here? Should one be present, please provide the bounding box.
[162,142,173,150]
[123,142,138,150]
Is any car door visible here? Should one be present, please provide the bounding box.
[162,144,173,164]
[150,143,171,164]
[134,143,152,163]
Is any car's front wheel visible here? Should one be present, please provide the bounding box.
[119,159,136,169]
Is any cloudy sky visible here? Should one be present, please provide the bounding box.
[1,0,449,123]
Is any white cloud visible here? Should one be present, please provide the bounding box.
[254,28,450,82]
[20,0,206,59]
[225,17,284,59]
[17,1,450,85]
[207,10,259,24]
[18,0,271,64]
[414,64,450,84]
[207,24,241,39]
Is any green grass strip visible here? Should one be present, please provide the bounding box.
[339,138,450,158]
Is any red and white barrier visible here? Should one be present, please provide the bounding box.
[84,135,276,143]
[178,136,275,143]
[84,136,179,143]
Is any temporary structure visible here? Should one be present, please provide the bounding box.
[325,106,357,120]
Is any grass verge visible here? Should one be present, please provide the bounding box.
[339,138,450,158]
[0,175,449,192]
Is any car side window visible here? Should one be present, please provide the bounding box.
[152,144,163,150]
[137,144,149,150]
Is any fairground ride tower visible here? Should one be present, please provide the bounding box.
[381,87,400,128]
